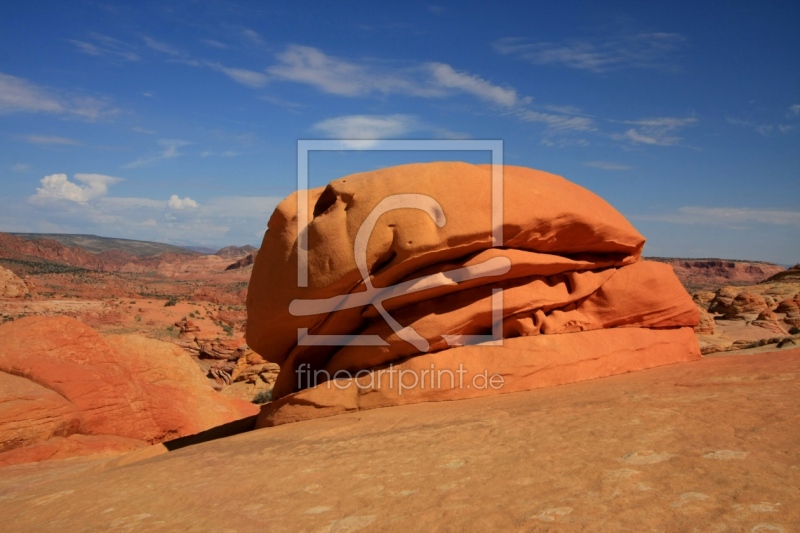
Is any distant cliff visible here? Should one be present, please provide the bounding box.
[647,257,786,292]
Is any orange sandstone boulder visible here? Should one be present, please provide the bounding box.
[0,316,259,465]
[0,266,28,298]
[246,162,700,424]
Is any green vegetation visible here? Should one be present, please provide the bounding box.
[252,390,272,404]
[164,297,178,307]
[0,258,91,275]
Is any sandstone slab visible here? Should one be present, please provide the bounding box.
[0,350,797,531]
[0,316,259,465]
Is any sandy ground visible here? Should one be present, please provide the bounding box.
[1,349,797,532]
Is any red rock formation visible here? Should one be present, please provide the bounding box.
[0,266,28,298]
[695,306,715,334]
[225,251,257,270]
[709,291,768,319]
[765,264,800,283]
[650,258,785,291]
[246,163,700,425]
[216,245,257,259]
[776,294,800,326]
[0,316,258,465]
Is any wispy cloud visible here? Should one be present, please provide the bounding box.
[11,164,30,172]
[201,39,229,50]
[33,173,122,203]
[21,135,81,145]
[493,32,686,73]
[259,94,304,109]
[427,62,526,107]
[727,115,796,136]
[583,161,632,171]
[313,115,418,148]
[614,116,697,146]
[633,206,800,227]
[0,72,119,120]
[241,28,264,47]
[266,45,525,105]
[133,126,156,135]
[789,104,800,116]
[142,35,181,56]
[517,109,594,133]
[199,150,242,158]
[267,45,432,97]
[207,62,268,87]
[70,33,140,62]
[123,138,190,168]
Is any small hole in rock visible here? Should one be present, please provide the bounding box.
[313,186,337,218]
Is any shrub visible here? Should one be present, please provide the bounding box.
[164,297,178,307]
[790,326,800,335]
[253,390,272,404]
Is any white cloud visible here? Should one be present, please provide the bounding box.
[241,28,264,46]
[0,73,64,114]
[20,192,282,247]
[614,116,696,146]
[201,39,229,49]
[583,161,632,171]
[70,34,140,62]
[159,139,189,159]
[124,139,190,168]
[426,62,524,107]
[209,63,268,87]
[517,109,594,132]
[142,36,181,56]
[633,206,800,227]
[727,115,796,137]
[21,135,81,145]
[33,173,122,203]
[313,115,418,148]
[266,45,522,104]
[789,104,800,116]
[268,45,410,97]
[168,195,199,209]
[493,32,686,73]
[0,72,118,120]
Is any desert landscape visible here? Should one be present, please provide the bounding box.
[2,2,799,531]
[1,162,799,531]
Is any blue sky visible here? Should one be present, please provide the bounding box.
[1,1,798,263]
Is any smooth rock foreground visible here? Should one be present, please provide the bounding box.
[247,163,700,425]
[1,350,798,532]
[0,316,259,466]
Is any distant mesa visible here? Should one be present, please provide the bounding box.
[8,233,200,257]
[0,232,259,278]
[225,251,258,271]
[765,263,800,283]
[246,162,701,426]
[647,257,786,292]
[216,245,258,259]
